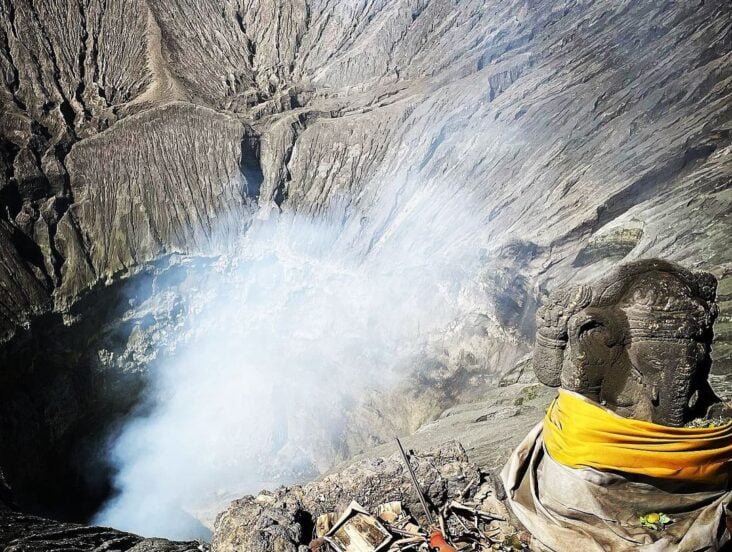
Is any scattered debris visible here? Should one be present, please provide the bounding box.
[309,495,528,551]
[214,440,527,552]
[685,416,732,428]
[305,440,531,552]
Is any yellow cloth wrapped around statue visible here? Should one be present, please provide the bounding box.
[502,391,732,552]
[543,389,732,483]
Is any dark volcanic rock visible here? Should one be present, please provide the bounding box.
[0,254,224,522]
[0,509,203,552]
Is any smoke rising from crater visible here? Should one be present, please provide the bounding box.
[94,177,487,539]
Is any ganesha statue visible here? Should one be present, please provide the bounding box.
[502,259,732,552]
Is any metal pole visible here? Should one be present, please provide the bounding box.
[395,437,434,526]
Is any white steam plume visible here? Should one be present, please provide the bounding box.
[94,177,486,539]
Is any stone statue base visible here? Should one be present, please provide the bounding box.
[501,422,731,552]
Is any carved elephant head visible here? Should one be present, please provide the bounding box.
[533,259,720,427]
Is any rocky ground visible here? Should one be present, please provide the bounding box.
[212,441,492,552]
[0,0,730,547]
[0,509,205,552]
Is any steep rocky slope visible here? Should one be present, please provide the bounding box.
[0,0,730,538]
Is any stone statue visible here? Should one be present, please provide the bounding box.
[502,259,732,552]
[532,258,723,427]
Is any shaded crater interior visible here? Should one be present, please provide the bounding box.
[0,260,197,523]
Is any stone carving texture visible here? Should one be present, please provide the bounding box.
[534,259,723,426]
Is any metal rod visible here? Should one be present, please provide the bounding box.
[395,437,434,526]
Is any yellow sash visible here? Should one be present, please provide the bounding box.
[543,390,732,483]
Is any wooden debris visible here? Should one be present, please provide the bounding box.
[448,500,506,522]
[325,501,393,552]
[317,512,338,537]
[459,477,479,499]
[376,501,403,524]
[307,450,528,552]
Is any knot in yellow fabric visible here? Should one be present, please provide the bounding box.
[543,390,732,483]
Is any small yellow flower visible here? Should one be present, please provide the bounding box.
[639,512,671,530]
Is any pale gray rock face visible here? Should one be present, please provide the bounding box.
[0,0,730,540]
[57,102,255,304]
